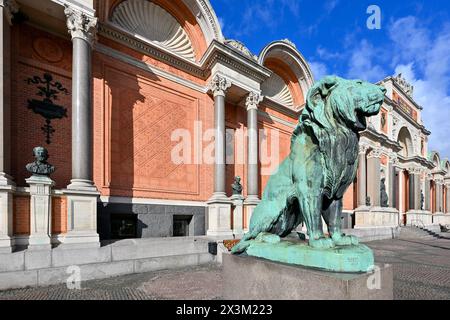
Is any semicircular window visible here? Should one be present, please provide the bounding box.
[261,73,294,108]
[111,0,196,61]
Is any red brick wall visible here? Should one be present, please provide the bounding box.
[52,196,67,234]
[13,195,30,235]
[10,24,72,189]
[92,52,214,201]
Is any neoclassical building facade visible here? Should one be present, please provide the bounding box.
[0,0,448,252]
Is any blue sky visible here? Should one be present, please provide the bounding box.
[211,0,450,160]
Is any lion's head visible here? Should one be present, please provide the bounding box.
[301,76,386,132]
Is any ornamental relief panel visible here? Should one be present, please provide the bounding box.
[16,24,72,72]
[106,67,200,195]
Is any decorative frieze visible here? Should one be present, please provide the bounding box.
[64,5,98,45]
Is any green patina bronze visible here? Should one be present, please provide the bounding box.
[231,76,386,273]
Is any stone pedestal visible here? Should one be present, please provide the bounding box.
[231,195,244,236]
[354,207,399,228]
[0,174,15,253]
[207,199,233,238]
[433,213,450,226]
[26,175,54,251]
[223,254,393,300]
[62,189,100,248]
[244,199,260,232]
[406,210,433,227]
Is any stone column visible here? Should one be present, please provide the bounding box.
[206,74,232,237]
[63,6,100,247]
[408,171,415,211]
[245,91,263,203]
[437,182,443,213]
[388,158,396,208]
[357,144,368,207]
[244,91,263,230]
[209,74,231,200]
[446,182,450,213]
[65,5,97,191]
[413,172,421,210]
[366,149,381,207]
[26,175,54,250]
[0,0,18,253]
[424,176,431,211]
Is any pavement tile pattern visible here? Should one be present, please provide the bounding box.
[0,230,449,300]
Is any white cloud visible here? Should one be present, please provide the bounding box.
[346,39,385,82]
[390,21,450,159]
[310,61,328,80]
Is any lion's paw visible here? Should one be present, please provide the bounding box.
[256,232,281,244]
[308,237,335,249]
[331,233,359,246]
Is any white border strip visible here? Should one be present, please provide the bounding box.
[100,196,207,207]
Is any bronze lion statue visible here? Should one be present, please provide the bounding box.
[232,76,386,253]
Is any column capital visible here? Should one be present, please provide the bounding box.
[64,5,98,45]
[358,143,370,154]
[0,0,19,26]
[367,148,382,159]
[209,74,231,97]
[245,91,263,111]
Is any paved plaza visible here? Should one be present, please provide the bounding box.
[0,235,449,300]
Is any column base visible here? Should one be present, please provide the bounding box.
[67,179,98,192]
[208,192,228,202]
[206,199,233,238]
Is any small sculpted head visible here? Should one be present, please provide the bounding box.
[303,76,386,132]
[33,146,49,163]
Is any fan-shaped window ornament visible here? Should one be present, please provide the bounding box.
[111,0,196,61]
[261,73,294,108]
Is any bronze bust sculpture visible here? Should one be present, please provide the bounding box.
[232,176,243,196]
[26,146,55,176]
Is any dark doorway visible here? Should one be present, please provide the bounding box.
[173,215,193,237]
[111,214,137,239]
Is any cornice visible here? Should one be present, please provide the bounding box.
[397,154,435,170]
[360,127,402,152]
[97,23,272,85]
[97,22,206,78]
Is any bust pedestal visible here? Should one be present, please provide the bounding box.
[0,173,15,253]
[207,197,233,238]
[231,195,244,236]
[26,175,54,251]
